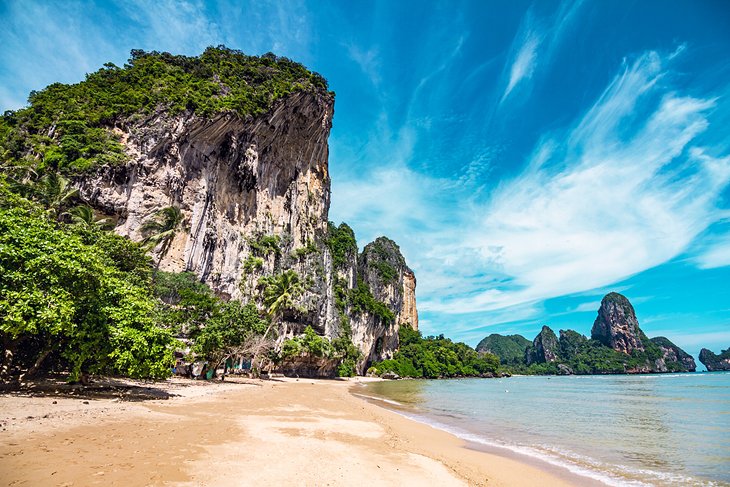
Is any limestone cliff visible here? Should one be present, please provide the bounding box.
[76,88,417,373]
[483,293,695,374]
[699,347,730,371]
[591,292,645,354]
[650,337,696,372]
[525,326,560,365]
[350,237,418,372]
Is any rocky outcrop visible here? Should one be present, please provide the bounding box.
[699,348,730,371]
[350,237,418,372]
[401,270,419,331]
[650,337,696,372]
[479,293,696,375]
[278,355,338,378]
[591,293,645,354]
[525,326,560,365]
[76,89,417,374]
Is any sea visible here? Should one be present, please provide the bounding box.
[359,372,730,486]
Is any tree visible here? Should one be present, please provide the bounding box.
[34,172,78,220]
[251,270,305,373]
[140,206,184,271]
[193,301,268,375]
[66,205,114,230]
[0,207,176,383]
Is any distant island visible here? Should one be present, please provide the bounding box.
[477,292,702,375]
[699,347,730,371]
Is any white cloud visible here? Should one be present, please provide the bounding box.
[499,1,585,103]
[692,229,730,269]
[347,45,381,87]
[120,0,222,54]
[429,51,730,313]
[0,1,119,110]
[502,33,540,100]
[335,48,730,326]
[572,301,602,313]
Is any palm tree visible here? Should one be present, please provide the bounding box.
[140,206,184,271]
[35,173,78,220]
[66,205,114,230]
[252,270,305,374]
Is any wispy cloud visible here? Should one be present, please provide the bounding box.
[499,0,584,104]
[120,0,222,54]
[347,45,381,87]
[427,50,730,314]
[0,1,118,110]
[502,32,540,100]
[691,227,730,269]
[335,47,730,335]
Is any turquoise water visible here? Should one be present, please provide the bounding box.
[362,373,730,486]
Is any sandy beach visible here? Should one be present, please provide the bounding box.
[0,377,577,486]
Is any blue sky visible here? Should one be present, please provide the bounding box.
[2,0,729,361]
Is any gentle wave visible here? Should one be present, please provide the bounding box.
[351,393,404,406]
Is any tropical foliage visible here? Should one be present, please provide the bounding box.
[140,206,184,269]
[326,221,357,268]
[372,326,500,379]
[503,329,674,375]
[475,333,532,365]
[0,205,176,382]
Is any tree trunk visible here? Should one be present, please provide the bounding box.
[25,348,52,379]
[251,316,277,377]
[1,335,19,382]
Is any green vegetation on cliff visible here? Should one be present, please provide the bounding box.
[361,236,406,285]
[0,46,329,176]
[349,279,395,324]
[326,222,357,269]
[699,347,730,371]
[372,326,500,379]
[476,334,531,365]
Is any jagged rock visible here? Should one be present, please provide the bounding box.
[347,237,418,372]
[278,355,338,378]
[699,348,730,371]
[591,293,645,354]
[557,364,574,375]
[650,337,696,372]
[381,371,401,380]
[525,326,560,365]
[558,329,588,359]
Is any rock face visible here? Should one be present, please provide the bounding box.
[699,348,730,371]
[591,292,645,354]
[78,91,333,301]
[650,337,696,372]
[76,90,417,372]
[351,237,418,371]
[525,326,560,365]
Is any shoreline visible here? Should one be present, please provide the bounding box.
[0,376,578,486]
[352,384,605,487]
